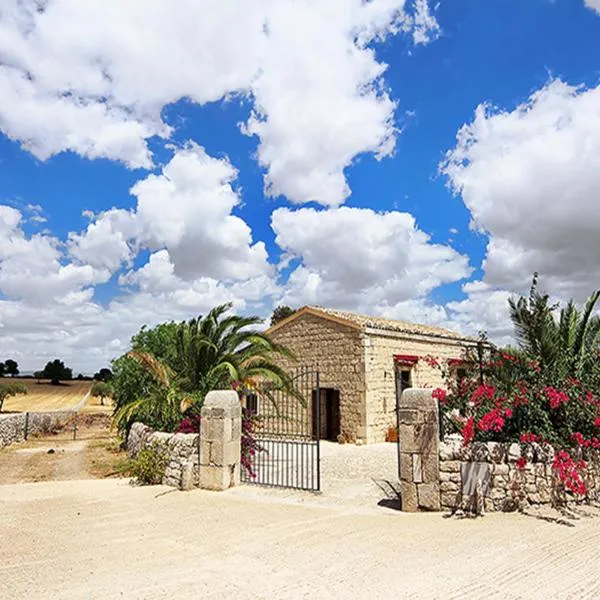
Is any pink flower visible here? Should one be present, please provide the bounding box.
[462,417,475,446]
[477,408,505,433]
[594,417,600,427]
[520,432,539,444]
[504,408,513,419]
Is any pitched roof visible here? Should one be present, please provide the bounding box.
[269,305,477,342]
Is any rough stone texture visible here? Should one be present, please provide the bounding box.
[268,311,367,442]
[364,331,470,443]
[438,440,600,512]
[199,391,241,491]
[398,389,440,511]
[268,309,473,444]
[126,422,200,490]
[0,411,74,449]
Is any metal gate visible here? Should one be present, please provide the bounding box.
[240,366,321,492]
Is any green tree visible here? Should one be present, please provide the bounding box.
[508,274,600,381]
[42,359,73,385]
[4,359,19,377]
[0,382,27,412]
[270,305,295,327]
[93,368,113,382]
[112,304,295,432]
[91,381,113,406]
[0,362,5,377]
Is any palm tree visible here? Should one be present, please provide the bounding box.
[113,304,296,431]
[508,274,600,379]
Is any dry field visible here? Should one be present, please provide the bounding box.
[1,379,91,412]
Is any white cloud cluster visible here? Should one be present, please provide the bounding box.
[585,0,600,14]
[272,206,472,316]
[0,0,438,206]
[442,79,600,303]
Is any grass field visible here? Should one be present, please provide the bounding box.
[1,380,93,413]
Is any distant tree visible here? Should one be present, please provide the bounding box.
[0,362,5,377]
[93,368,113,382]
[76,373,84,380]
[270,305,295,327]
[91,381,112,406]
[0,382,27,412]
[4,359,19,377]
[42,359,73,385]
[33,371,44,383]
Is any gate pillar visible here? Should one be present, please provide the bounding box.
[398,388,440,511]
[199,390,242,491]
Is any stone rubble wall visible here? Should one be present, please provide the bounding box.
[439,436,600,512]
[126,422,200,490]
[0,411,75,449]
[364,331,471,443]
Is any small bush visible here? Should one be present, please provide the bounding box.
[129,442,168,485]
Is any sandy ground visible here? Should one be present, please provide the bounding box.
[1,479,599,600]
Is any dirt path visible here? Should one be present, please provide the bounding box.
[0,479,599,600]
[0,416,124,484]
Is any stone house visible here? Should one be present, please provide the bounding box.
[267,306,478,444]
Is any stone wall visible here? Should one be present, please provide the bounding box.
[364,331,471,443]
[269,312,367,442]
[0,411,75,449]
[126,422,200,490]
[439,437,600,512]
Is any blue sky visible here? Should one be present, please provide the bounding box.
[0,0,599,372]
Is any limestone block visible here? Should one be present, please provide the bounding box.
[210,439,242,467]
[422,452,439,483]
[200,441,212,466]
[441,491,460,509]
[399,453,413,482]
[398,423,437,455]
[401,481,418,511]
[201,417,233,443]
[493,464,509,476]
[199,465,232,491]
[397,409,421,424]
[440,481,459,493]
[417,483,441,511]
[507,443,521,461]
[440,460,461,473]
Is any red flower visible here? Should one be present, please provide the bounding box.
[477,408,505,432]
[520,432,539,444]
[594,417,600,427]
[516,457,527,470]
[571,432,585,446]
[543,386,569,409]
[431,388,447,403]
[470,384,496,406]
[504,408,513,419]
[462,417,475,446]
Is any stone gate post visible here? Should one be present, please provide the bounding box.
[398,388,440,511]
[199,390,242,491]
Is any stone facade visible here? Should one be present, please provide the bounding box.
[268,307,473,443]
[126,422,200,490]
[268,311,367,441]
[0,411,74,449]
[364,330,471,443]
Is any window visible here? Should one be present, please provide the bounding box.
[245,394,259,415]
[400,369,412,391]
[456,368,468,382]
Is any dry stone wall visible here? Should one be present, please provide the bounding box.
[439,437,600,512]
[0,411,75,449]
[126,422,200,490]
[269,312,367,442]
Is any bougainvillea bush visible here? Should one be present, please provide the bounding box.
[429,351,600,497]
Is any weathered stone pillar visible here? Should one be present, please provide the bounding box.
[199,390,242,491]
[398,388,440,511]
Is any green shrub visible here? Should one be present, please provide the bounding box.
[129,443,168,485]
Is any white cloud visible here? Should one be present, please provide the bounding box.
[272,206,472,314]
[0,206,108,305]
[70,143,272,282]
[442,79,600,304]
[585,0,600,14]
[0,0,438,205]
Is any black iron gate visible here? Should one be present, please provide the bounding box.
[240,366,321,492]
